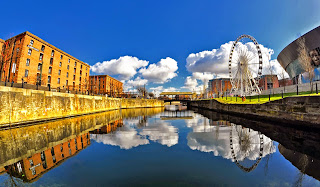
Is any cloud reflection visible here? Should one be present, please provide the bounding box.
[140,121,178,147]
[91,126,149,149]
[187,114,276,162]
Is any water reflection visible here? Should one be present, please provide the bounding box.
[0,107,319,186]
[92,117,179,149]
[186,113,275,172]
[0,108,164,184]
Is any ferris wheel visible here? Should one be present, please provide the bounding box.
[228,35,263,96]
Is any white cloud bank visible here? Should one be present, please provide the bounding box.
[139,57,178,83]
[91,56,149,80]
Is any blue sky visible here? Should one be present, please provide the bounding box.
[1,0,320,94]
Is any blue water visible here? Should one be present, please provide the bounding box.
[0,109,319,187]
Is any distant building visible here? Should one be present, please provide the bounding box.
[279,78,293,87]
[89,75,123,97]
[0,32,90,91]
[208,78,232,96]
[258,75,279,91]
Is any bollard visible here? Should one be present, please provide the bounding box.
[316,83,318,94]
[296,85,298,95]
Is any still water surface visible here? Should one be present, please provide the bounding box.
[0,108,319,186]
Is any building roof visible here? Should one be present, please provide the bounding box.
[89,74,122,83]
[7,31,89,67]
[160,92,194,95]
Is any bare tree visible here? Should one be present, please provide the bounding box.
[136,86,147,98]
[0,39,15,82]
[297,37,315,92]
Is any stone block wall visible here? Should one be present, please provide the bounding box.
[0,86,164,125]
[189,96,320,128]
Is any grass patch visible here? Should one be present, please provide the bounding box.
[213,91,319,104]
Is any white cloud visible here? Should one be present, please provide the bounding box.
[91,56,149,80]
[182,76,198,91]
[186,41,286,79]
[263,59,290,79]
[139,57,178,83]
[126,77,148,87]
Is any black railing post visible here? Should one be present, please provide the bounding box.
[48,84,51,91]
[22,78,24,88]
[316,83,318,94]
[236,96,237,102]
[282,90,283,99]
[4,76,7,86]
[11,80,14,87]
[296,85,298,95]
[269,94,270,101]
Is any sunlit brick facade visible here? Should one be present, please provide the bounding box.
[0,32,90,91]
[208,78,232,96]
[258,75,279,91]
[89,75,123,97]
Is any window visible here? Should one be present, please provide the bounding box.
[79,77,81,82]
[50,58,53,65]
[16,48,19,53]
[86,73,87,77]
[60,55,63,59]
[68,59,70,63]
[59,62,62,67]
[74,68,76,73]
[74,62,77,66]
[86,67,87,71]
[30,40,34,46]
[28,49,32,55]
[48,76,51,83]
[41,45,45,51]
[24,70,29,77]
[103,85,104,88]
[80,70,82,75]
[67,65,69,70]
[58,78,60,84]
[51,50,55,57]
[26,59,30,66]
[58,70,61,75]
[73,75,75,80]
[39,53,43,61]
[80,64,82,69]
[49,67,52,74]
[66,72,69,78]
[38,63,42,70]
[66,80,68,86]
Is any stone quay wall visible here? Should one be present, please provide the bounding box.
[0,86,164,126]
[189,96,320,129]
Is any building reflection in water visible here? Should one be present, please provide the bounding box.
[186,113,276,172]
[278,144,320,184]
[0,108,164,184]
[5,132,90,183]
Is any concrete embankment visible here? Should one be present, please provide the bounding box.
[0,86,164,126]
[189,96,320,128]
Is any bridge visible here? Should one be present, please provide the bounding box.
[160,92,196,104]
